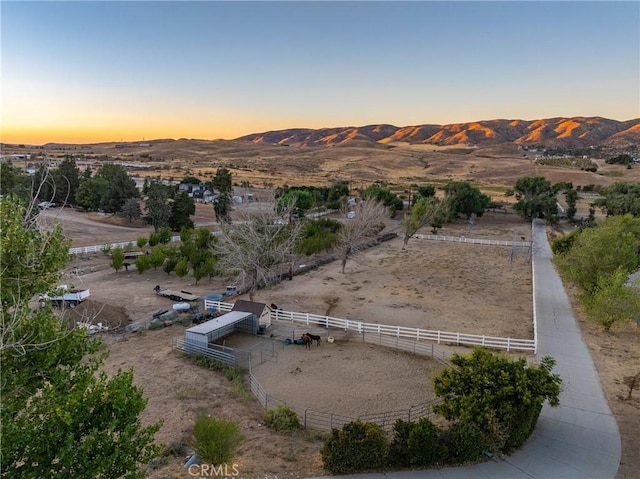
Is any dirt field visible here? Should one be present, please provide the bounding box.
[42,205,639,479]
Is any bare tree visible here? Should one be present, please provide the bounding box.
[335,199,388,274]
[214,200,303,300]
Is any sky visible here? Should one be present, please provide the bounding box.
[1,1,639,144]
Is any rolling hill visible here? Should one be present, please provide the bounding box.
[237,116,640,148]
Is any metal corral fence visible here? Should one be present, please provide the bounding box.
[172,338,252,369]
[249,371,440,432]
[414,233,531,248]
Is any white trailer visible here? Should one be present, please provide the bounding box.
[40,285,90,308]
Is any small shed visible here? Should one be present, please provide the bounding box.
[232,300,271,329]
[184,310,257,352]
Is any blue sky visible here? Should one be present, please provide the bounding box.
[1,1,639,143]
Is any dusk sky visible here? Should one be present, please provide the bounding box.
[2,1,639,144]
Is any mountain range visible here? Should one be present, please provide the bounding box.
[237,116,640,149]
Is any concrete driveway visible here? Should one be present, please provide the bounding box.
[310,219,621,478]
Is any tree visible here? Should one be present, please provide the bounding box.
[212,167,233,194]
[400,196,442,249]
[121,198,142,223]
[169,191,195,231]
[443,181,491,220]
[191,413,244,466]
[583,268,640,331]
[361,184,403,217]
[277,189,314,215]
[96,163,139,213]
[0,195,161,478]
[335,199,387,273]
[111,247,126,272]
[145,182,171,232]
[593,182,640,217]
[52,156,81,206]
[214,192,233,224]
[564,188,579,220]
[555,215,640,294]
[75,176,109,211]
[181,175,202,185]
[433,349,561,451]
[214,202,303,300]
[0,162,31,203]
[507,176,557,221]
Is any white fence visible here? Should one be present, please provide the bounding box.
[414,233,531,248]
[201,298,535,352]
[68,235,183,255]
[268,309,535,352]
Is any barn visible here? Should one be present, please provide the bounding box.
[232,300,271,329]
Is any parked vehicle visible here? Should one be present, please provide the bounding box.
[40,285,90,308]
[38,201,56,209]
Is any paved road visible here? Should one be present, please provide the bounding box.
[310,219,620,479]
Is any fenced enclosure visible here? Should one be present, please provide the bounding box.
[248,369,441,432]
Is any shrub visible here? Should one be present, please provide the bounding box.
[407,417,440,466]
[263,405,300,432]
[444,421,491,463]
[158,226,172,244]
[137,236,148,250]
[321,421,388,475]
[388,419,413,467]
[148,232,160,247]
[191,413,244,465]
[101,243,111,255]
[135,255,151,274]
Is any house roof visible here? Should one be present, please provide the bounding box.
[232,299,268,317]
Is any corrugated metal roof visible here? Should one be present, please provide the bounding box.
[186,311,253,335]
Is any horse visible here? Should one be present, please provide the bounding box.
[301,333,312,349]
[306,332,321,346]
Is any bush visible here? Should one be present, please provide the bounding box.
[388,419,413,466]
[158,226,172,244]
[191,413,244,465]
[321,421,388,475]
[263,405,300,432]
[134,254,151,274]
[407,418,440,466]
[444,421,491,463]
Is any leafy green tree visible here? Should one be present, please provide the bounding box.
[362,184,403,217]
[277,189,314,214]
[564,188,579,220]
[181,175,202,184]
[297,218,342,256]
[52,156,81,206]
[443,181,491,220]
[321,421,389,475]
[169,191,195,231]
[433,349,561,451]
[401,196,442,249]
[212,167,233,193]
[145,182,171,232]
[214,192,233,224]
[121,198,142,223]
[111,247,126,272]
[137,236,148,250]
[174,257,189,277]
[96,163,139,213]
[76,176,110,211]
[191,413,244,465]
[584,268,640,331]
[415,184,436,199]
[555,215,640,294]
[0,195,161,478]
[593,182,640,217]
[0,162,31,203]
[507,176,558,221]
